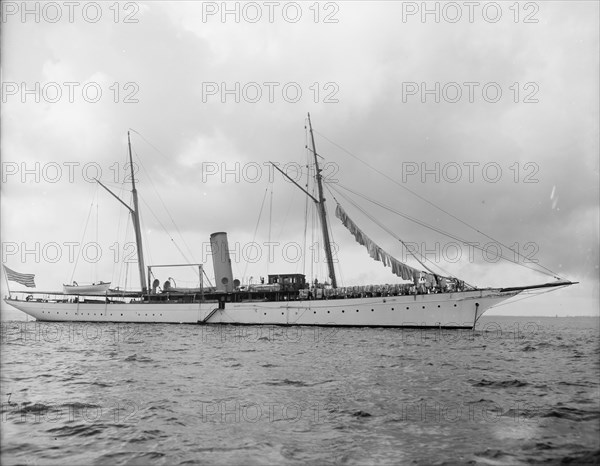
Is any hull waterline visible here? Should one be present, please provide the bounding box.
[5,289,520,328]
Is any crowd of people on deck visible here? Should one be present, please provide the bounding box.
[300,275,467,300]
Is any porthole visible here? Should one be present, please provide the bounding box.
[453,304,457,307]
[392,307,395,311]
[422,306,425,309]
[356,309,359,312]
[342,310,345,313]
[406,307,409,310]
[437,305,440,308]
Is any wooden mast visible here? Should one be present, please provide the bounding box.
[128,131,147,294]
[95,133,147,294]
[307,113,337,289]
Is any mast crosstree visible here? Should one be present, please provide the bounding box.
[95,131,147,293]
[308,113,337,289]
[5,121,578,328]
[270,114,338,288]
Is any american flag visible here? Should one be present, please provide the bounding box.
[3,265,36,288]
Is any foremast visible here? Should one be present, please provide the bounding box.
[95,131,147,294]
[127,132,147,294]
[308,114,337,289]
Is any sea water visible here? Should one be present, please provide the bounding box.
[1,315,599,465]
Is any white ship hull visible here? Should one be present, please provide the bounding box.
[4,289,520,328]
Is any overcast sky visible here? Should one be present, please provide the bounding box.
[1,1,598,317]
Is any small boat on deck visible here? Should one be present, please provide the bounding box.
[63,281,111,295]
[5,116,577,327]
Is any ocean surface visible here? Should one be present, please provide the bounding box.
[1,315,598,465]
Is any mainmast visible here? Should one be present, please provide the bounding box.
[307,113,337,289]
[128,131,147,294]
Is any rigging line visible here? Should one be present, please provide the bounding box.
[114,179,131,288]
[122,191,137,289]
[149,269,158,289]
[276,174,303,275]
[124,189,155,288]
[302,128,311,278]
[122,221,133,291]
[126,132,203,276]
[203,267,214,288]
[130,145,198,265]
[313,129,562,279]
[275,182,302,275]
[277,178,299,238]
[138,199,154,276]
[313,187,329,285]
[310,186,317,284]
[311,170,323,284]
[337,181,557,280]
[114,188,134,291]
[302,152,311,277]
[116,214,133,290]
[243,185,270,282]
[323,192,343,287]
[328,184,457,281]
[332,182,557,278]
[112,179,124,286]
[127,130,197,262]
[128,128,172,162]
[70,184,99,283]
[332,181,491,270]
[138,194,195,274]
[331,185,466,284]
[115,141,131,290]
[94,201,99,283]
[268,183,274,276]
[124,262,129,292]
[489,285,572,309]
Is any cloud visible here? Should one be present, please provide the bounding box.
[1,1,598,315]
